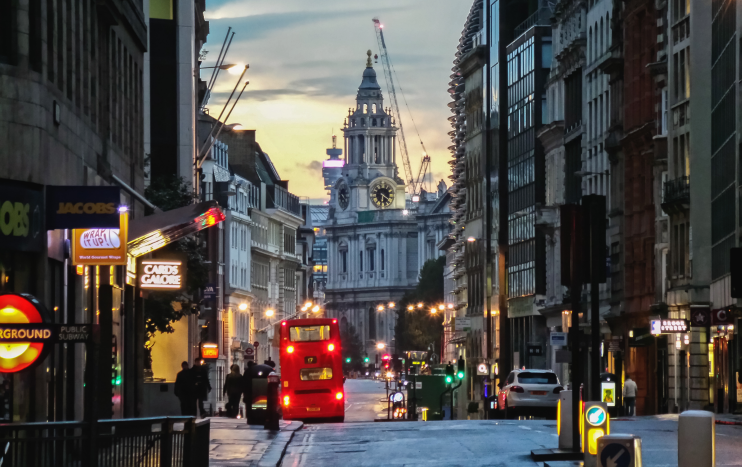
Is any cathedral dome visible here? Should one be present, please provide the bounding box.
[359,50,381,91]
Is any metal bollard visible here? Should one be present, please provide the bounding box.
[597,434,642,467]
[558,390,574,450]
[264,373,280,430]
[583,401,609,467]
[679,410,714,467]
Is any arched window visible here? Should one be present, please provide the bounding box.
[381,249,385,270]
[364,104,368,113]
[606,14,611,48]
[599,18,604,54]
[372,104,377,113]
[372,118,377,127]
[368,307,376,339]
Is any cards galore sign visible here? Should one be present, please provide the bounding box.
[139,260,183,289]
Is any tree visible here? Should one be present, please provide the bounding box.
[340,325,365,373]
[395,257,446,356]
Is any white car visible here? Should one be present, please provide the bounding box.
[497,369,563,419]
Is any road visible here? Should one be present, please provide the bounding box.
[342,378,389,422]
[280,379,742,466]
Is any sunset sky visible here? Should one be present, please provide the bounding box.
[201,0,472,203]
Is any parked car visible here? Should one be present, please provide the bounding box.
[497,369,563,419]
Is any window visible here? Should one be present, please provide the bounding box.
[381,249,385,270]
[368,248,375,271]
[368,307,376,339]
[516,372,558,384]
[359,251,363,271]
[300,368,333,381]
[289,325,331,342]
[341,250,348,273]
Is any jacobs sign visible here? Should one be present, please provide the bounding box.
[139,260,183,289]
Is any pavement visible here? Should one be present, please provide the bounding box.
[209,379,742,466]
[209,417,303,467]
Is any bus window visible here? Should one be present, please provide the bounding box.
[300,367,334,381]
[290,325,331,342]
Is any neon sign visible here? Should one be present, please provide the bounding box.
[139,260,183,289]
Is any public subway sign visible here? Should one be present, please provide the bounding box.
[650,319,690,334]
[139,260,183,289]
[0,324,95,343]
[71,213,128,265]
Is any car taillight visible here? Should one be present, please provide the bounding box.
[553,386,564,393]
[328,343,335,351]
[511,385,525,393]
[287,346,294,354]
[336,392,343,400]
[283,395,290,406]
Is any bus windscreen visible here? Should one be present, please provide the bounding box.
[290,325,331,342]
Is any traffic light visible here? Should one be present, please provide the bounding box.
[445,364,454,384]
[364,357,369,363]
[345,357,351,363]
[456,356,465,379]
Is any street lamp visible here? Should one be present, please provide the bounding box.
[377,342,385,350]
[312,305,320,313]
[238,303,248,311]
[467,236,476,242]
[407,305,414,311]
[430,308,437,314]
[265,309,274,317]
[438,304,445,310]
[388,302,395,308]
[305,301,313,308]
[417,302,423,308]
[377,304,385,311]
[447,303,454,309]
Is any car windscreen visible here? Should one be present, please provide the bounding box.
[300,368,333,381]
[517,372,558,384]
[289,325,331,342]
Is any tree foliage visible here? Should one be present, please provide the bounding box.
[340,325,365,373]
[143,175,206,339]
[395,256,446,356]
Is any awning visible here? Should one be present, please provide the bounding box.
[127,200,226,257]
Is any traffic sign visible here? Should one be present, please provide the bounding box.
[254,341,260,348]
[600,443,631,467]
[586,406,607,426]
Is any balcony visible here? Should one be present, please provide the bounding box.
[662,176,690,215]
[268,185,301,216]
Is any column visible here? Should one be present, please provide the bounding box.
[392,136,396,166]
[344,135,348,164]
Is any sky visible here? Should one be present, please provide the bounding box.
[201,0,473,203]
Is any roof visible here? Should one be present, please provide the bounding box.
[309,205,330,224]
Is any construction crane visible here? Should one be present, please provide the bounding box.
[372,18,431,200]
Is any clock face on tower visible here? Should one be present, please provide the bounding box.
[370,181,395,208]
[337,183,350,210]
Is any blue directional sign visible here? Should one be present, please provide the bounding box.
[600,443,631,467]
[586,406,607,426]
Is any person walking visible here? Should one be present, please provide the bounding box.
[623,375,638,416]
[174,362,196,416]
[224,364,243,418]
[192,362,212,418]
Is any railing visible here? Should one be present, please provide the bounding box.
[514,8,552,37]
[663,176,690,204]
[268,185,301,216]
[0,417,209,467]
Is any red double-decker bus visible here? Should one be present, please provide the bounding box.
[279,318,345,422]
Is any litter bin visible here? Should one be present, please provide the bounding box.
[247,364,274,425]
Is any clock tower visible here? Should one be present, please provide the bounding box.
[332,50,406,217]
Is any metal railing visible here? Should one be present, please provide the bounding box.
[663,175,690,204]
[269,185,301,216]
[0,417,209,467]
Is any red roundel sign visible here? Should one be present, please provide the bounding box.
[0,294,50,373]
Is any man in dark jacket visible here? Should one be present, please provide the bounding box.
[223,364,243,418]
[192,362,212,418]
[174,362,196,416]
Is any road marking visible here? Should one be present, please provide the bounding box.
[518,426,532,430]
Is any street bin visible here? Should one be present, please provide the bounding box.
[600,373,619,418]
[597,434,642,467]
[247,364,274,425]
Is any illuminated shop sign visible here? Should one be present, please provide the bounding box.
[139,260,183,289]
[46,186,121,229]
[650,319,690,335]
[0,182,44,252]
[71,213,128,265]
[201,343,219,359]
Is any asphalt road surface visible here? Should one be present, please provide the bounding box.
[284,379,742,467]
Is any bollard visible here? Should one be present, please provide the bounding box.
[597,434,642,467]
[264,373,280,430]
[679,410,714,467]
[558,390,574,450]
[583,401,609,467]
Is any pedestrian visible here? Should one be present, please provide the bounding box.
[623,375,637,416]
[243,360,256,423]
[265,356,276,368]
[174,362,196,416]
[192,362,212,418]
[224,364,243,418]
